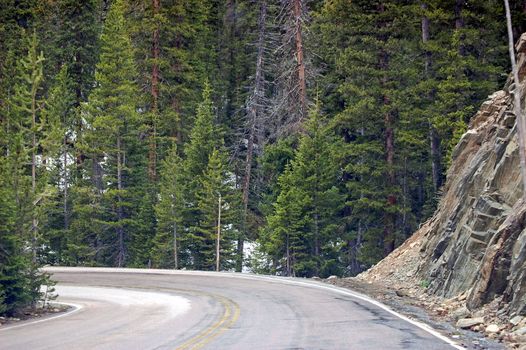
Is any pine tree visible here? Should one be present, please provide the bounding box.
[430,0,508,166]
[0,181,51,314]
[192,148,240,270]
[158,0,212,145]
[33,0,101,102]
[311,0,420,270]
[153,143,185,269]
[8,31,46,265]
[0,60,35,315]
[261,107,344,277]
[39,65,76,264]
[0,29,56,315]
[218,0,260,147]
[183,82,222,188]
[261,168,307,276]
[313,1,386,268]
[149,0,161,181]
[8,30,56,266]
[182,83,234,269]
[82,0,141,267]
[0,156,29,315]
[125,0,163,181]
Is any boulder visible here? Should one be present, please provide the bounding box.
[485,324,500,333]
[456,317,484,329]
[451,305,471,320]
[395,289,410,298]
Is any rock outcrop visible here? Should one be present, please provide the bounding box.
[359,34,526,318]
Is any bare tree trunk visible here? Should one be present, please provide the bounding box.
[239,0,267,272]
[286,233,291,277]
[172,218,178,269]
[313,176,320,258]
[238,125,253,269]
[422,3,442,191]
[216,194,222,272]
[170,190,178,269]
[63,135,69,230]
[31,86,37,264]
[505,0,526,199]
[116,136,125,267]
[274,0,309,136]
[148,0,160,181]
[293,0,307,120]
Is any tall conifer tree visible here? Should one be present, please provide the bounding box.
[83,0,141,267]
[153,143,185,269]
[0,29,55,315]
[193,148,240,270]
[261,107,344,277]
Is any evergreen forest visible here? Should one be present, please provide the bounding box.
[2,0,526,315]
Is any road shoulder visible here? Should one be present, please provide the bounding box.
[322,276,507,350]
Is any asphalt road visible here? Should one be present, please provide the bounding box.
[0,267,462,350]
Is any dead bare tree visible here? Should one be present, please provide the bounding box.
[271,0,310,137]
[504,0,526,200]
[236,0,269,272]
[216,194,222,272]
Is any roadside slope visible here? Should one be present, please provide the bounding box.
[357,34,526,346]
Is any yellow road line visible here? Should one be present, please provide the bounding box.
[74,284,240,350]
[176,295,240,350]
[175,297,230,350]
[191,297,241,350]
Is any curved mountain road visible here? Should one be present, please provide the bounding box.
[0,267,462,349]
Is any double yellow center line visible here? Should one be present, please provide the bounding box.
[176,295,240,350]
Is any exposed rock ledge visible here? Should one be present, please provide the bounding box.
[359,34,526,329]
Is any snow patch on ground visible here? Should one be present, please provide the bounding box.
[55,285,191,318]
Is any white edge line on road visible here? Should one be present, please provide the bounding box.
[254,277,466,350]
[0,302,83,332]
[43,267,465,350]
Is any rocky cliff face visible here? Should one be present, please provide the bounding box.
[359,35,526,318]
